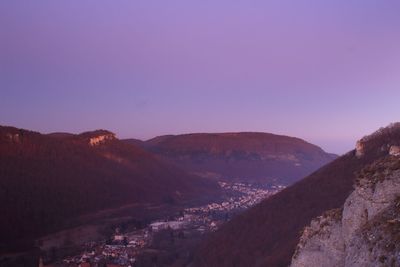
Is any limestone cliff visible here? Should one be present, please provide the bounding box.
[78,129,116,146]
[355,122,400,158]
[291,208,345,267]
[291,155,400,267]
[88,133,115,146]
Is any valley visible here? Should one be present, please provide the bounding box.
[2,2,398,266]
[44,182,285,267]
[0,126,336,267]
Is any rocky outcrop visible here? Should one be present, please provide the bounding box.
[355,123,400,158]
[345,197,400,266]
[88,133,115,146]
[355,140,365,158]
[291,209,345,267]
[6,133,20,143]
[77,130,116,146]
[389,145,400,156]
[0,127,23,144]
[291,156,400,267]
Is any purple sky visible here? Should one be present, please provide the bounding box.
[1,1,400,154]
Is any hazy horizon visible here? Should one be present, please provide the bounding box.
[1,0,400,154]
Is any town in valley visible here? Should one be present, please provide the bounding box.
[48,181,286,267]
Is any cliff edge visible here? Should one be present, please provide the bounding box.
[291,153,400,267]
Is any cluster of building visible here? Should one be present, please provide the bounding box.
[56,229,149,267]
[55,182,285,267]
[186,182,285,213]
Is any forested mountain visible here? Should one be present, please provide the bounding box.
[0,126,220,253]
[129,132,337,184]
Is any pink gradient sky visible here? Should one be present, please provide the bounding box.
[1,1,400,154]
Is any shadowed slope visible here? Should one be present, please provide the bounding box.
[0,126,220,253]
[194,124,400,267]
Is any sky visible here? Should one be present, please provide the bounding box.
[1,1,399,154]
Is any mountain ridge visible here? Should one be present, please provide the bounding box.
[129,132,337,184]
[194,123,400,267]
[0,125,221,253]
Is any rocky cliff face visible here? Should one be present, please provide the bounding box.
[88,133,115,146]
[389,145,400,156]
[291,208,345,267]
[291,155,400,267]
[355,122,400,159]
[77,129,117,146]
